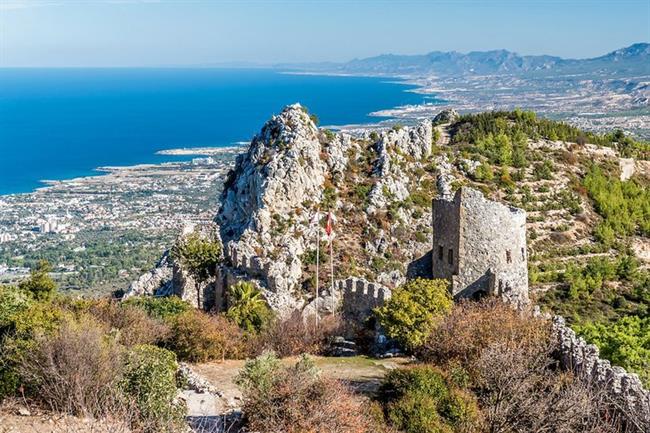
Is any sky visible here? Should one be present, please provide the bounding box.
[0,0,649,67]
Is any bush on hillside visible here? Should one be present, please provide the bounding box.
[166,310,244,362]
[226,281,273,332]
[378,365,481,433]
[122,295,192,322]
[575,316,650,387]
[18,260,57,301]
[0,285,32,330]
[235,352,371,433]
[0,299,71,399]
[17,316,124,417]
[417,299,549,377]
[374,278,452,351]
[248,310,342,357]
[583,165,650,244]
[87,299,170,347]
[120,344,185,433]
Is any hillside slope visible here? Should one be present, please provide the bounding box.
[208,105,650,382]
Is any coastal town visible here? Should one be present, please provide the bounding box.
[369,73,650,139]
[0,148,239,293]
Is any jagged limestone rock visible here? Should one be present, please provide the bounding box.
[367,121,433,212]
[215,104,438,315]
[433,108,460,125]
[124,251,173,298]
[216,104,327,313]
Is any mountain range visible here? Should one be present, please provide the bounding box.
[285,42,650,77]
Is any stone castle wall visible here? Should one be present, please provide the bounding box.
[337,277,392,326]
[552,316,650,430]
[432,187,529,305]
[431,194,460,279]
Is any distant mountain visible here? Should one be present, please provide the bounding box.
[287,43,650,77]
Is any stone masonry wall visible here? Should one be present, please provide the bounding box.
[433,187,529,305]
[552,316,650,430]
[337,277,392,327]
[431,193,461,280]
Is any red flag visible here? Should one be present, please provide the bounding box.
[325,212,333,237]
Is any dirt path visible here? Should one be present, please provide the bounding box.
[437,124,451,145]
[190,356,412,415]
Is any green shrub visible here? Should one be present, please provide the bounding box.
[575,316,650,387]
[171,232,222,307]
[121,344,185,432]
[235,352,370,433]
[379,365,481,433]
[353,184,372,203]
[235,350,282,397]
[0,301,72,399]
[18,260,57,301]
[0,285,32,330]
[533,160,554,180]
[122,296,192,322]
[583,165,650,243]
[374,278,452,351]
[166,310,244,362]
[472,162,494,182]
[226,281,273,333]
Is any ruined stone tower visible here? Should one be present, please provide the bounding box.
[432,187,529,305]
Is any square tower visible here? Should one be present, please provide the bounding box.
[432,187,529,305]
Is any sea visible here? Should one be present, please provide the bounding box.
[0,68,433,195]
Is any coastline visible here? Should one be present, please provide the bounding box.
[0,71,428,197]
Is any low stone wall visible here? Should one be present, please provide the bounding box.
[337,277,391,326]
[552,316,649,430]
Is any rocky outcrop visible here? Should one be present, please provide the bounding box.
[215,104,440,315]
[433,108,460,125]
[367,121,433,212]
[216,104,327,313]
[552,316,650,431]
[124,251,173,298]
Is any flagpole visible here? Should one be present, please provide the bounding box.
[329,236,334,296]
[315,209,320,327]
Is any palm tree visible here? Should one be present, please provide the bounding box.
[226,281,272,332]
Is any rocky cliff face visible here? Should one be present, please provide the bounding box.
[215,104,441,314]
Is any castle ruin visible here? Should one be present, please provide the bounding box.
[432,187,529,305]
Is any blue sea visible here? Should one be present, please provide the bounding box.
[0,68,432,195]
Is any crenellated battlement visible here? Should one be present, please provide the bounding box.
[335,277,392,326]
[337,277,392,301]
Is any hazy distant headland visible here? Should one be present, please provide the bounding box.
[282,43,650,139]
